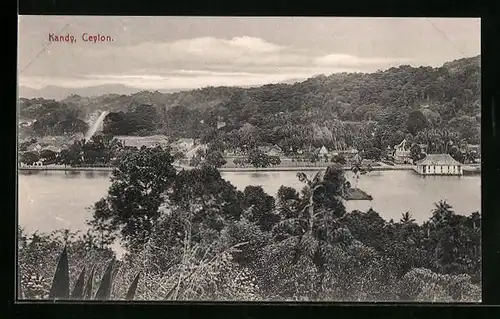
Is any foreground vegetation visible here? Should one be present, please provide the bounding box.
[18,147,481,302]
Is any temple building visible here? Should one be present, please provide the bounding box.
[414,154,463,176]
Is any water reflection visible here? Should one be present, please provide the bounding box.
[84,171,95,178]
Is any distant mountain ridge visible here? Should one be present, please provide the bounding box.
[19,55,480,124]
[18,77,308,101]
[19,56,480,102]
[18,84,188,100]
[19,55,480,147]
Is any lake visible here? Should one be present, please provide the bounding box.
[18,169,481,236]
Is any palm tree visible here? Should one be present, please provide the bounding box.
[430,200,454,228]
[470,211,480,230]
[296,171,328,236]
[291,166,350,299]
[400,211,416,225]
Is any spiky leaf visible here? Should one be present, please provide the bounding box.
[70,267,86,299]
[48,246,70,299]
[83,265,96,300]
[94,260,114,300]
[125,272,141,300]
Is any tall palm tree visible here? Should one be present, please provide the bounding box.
[400,211,416,225]
[292,166,350,299]
[430,200,455,228]
[296,170,329,236]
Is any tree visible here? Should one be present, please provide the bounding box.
[331,154,346,165]
[363,147,383,161]
[268,155,281,166]
[242,186,279,231]
[407,110,429,136]
[410,144,425,164]
[400,212,416,225]
[308,151,320,165]
[39,149,57,162]
[276,186,301,220]
[66,141,84,166]
[295,166,348,237]
[204,151,227,168]
[169,166,244,241]
[88,146,178,251]
[247,149,272,168]
[430,200,455,229]
[261,166,353,299]
[20,151,39,165]
[448,116,480,144]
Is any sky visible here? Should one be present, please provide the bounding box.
[18,16,481,90]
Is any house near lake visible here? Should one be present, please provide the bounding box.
[319,146,328,156]
[414,154,463,176]
[115,135,170,149]
[393,139,412,164]
[258,145,283,156]
[171,138,196,152]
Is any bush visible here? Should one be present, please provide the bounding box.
[18,228,116,299]
[396,268,481,302]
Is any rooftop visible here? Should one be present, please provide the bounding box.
[173,138,195,144]
[416,154,461,166]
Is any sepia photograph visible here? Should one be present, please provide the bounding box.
[17,16,481,302]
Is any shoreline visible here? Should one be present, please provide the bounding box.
[17,164,481,174]
[18,164,415,173]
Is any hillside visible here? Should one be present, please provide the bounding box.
[18,56,481,154]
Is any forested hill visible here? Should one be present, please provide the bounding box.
[19,55,480,150]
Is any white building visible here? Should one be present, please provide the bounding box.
[319,146,328,156]
[414,154,463,176]
[171,138,195,152]
[115,135,170,148]
[394,139,411,164]
[258,145,283,156]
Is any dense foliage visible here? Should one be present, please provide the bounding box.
[19,147,481,301]
[19,99,89,137]
[18,56,482,301]
[20,56,481,162]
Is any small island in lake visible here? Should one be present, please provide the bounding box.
[343,187,373,201]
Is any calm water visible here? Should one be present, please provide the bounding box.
[18,170,481,236]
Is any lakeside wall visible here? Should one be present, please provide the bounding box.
[17,163,481,174]
[18,164,416,173]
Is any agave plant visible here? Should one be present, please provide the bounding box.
[47,246,141,300]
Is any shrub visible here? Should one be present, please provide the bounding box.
[395,268,481,302]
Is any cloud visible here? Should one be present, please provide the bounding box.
[19,36,412,90]
[82,36,408,71]
[167,36,284,56]
[315,54,411,67]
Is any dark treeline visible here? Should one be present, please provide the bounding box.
[19,147,481,301]
[18,134,124,167]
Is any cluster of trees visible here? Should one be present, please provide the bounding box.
[22,57,480,164]
[188,142,227,168]
[30,147,476,301]
[405,127,480,164]
[19,134,124,167]
[19,99,89,136]
[241,149,281,168]
[102,104,162,136]
[162,56,479,157]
